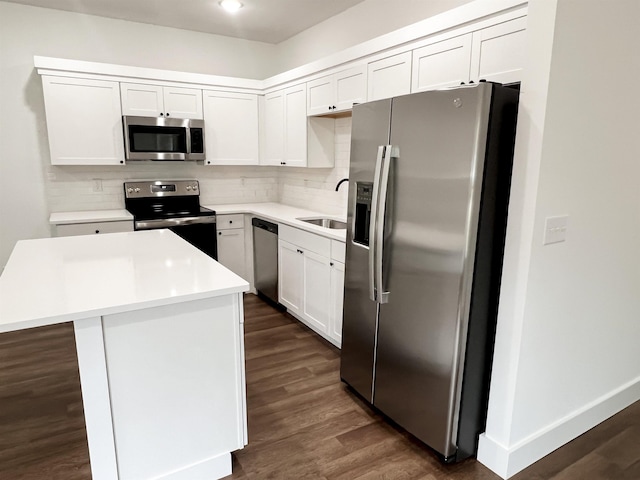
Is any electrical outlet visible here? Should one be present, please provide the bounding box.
[93,179,103,192]
[543,215,569,245]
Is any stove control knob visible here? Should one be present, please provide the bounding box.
[186,185,192,191]
[127,188,134,194]
[192,184,198,191]
[134,188,140,193]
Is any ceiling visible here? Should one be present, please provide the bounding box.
[4,0,366,44]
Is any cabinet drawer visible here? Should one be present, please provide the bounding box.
[331,240,346,264]
[217,214,245,230]
[56,221,133,237]
[280,224,330,257]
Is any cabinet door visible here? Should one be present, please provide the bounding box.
[262,91,284,166]
[307,75,335,116]
[329,260,345,346]
[470,16,527,84]
[121,83,164,117]
[283,84,307,167]
[203,91,259,165]
[367,51,412,101]
[217,229,246,279]
[412,35,472,92]
[42,76,125,165]
[163,86,203,119]
[335,64,367,112]
[302,249,331,335]
[278,239,303,313]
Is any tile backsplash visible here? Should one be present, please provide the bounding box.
[45,116,352,216]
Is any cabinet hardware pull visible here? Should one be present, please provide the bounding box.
[95,230,100,234]
[160,113,164,116]
[166,113,170,116]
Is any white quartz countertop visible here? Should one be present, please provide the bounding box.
[207,202,347,242]
[0,230,249,333]
[50,209,133,225]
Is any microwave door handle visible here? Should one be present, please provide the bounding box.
[369,145,385,303]
[185,126,192,155]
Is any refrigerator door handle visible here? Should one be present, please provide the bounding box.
[375,145,393,304]
[369,145,386,302]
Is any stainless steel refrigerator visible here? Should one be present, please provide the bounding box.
[340,83,519,462]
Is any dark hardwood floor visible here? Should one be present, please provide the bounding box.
[1,293,638,479]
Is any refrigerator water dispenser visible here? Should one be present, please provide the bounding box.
[353,182,373,246]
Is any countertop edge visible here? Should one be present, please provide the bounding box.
[0,283,249,334]
[50,209,133,225]
[49,204,348,242]
[209,203,348,243]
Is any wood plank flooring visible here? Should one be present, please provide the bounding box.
[0,293,638,479]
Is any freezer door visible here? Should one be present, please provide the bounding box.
[372,85,493,458]
[340,99,392,402]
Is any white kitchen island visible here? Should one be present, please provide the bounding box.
[0,229,249,480]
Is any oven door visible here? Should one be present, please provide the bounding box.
[169,223,218,260]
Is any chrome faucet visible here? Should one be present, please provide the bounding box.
[335,178,349,191]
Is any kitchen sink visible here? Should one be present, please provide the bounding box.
[298,217,347,230]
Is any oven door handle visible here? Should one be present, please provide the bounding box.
[135,216,217,230]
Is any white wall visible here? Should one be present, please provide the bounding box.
[478,0,640,477]
[275,0,474,72]
[0,1,279,269]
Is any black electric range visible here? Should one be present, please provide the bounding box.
[124,180,217,259]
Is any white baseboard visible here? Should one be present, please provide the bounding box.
[477,375,640,478]
[156,452,232,480]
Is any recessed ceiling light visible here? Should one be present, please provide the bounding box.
[219,0,243,13]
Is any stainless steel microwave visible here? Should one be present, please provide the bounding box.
[123,116,205,161]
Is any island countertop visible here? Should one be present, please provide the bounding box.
[0,229,249,333]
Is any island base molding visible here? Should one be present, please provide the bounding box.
[74,294,247,480]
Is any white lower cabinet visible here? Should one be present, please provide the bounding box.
[55,221,133,237]
[278,239,304,312]
[329,259,345,346]
[216,214,247,279]
[278,225,345,347]
[301,249,331,334]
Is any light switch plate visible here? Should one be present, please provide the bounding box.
[543,215,569,245]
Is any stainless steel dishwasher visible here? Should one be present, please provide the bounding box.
[252,218,280,305]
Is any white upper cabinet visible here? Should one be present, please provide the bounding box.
[470,16,527,84]
[261,91,285,166]
[412,34,472,92]
[367,51,412,101]
[307,65,367,116]
[120,83,203,119]
[307,75,334,116]
[262,84,308,167]
[41,76,125,166]
[284,84,307,167]
[202,90,259,166]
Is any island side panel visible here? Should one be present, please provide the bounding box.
[73,317,119,480]
[102,295,245,480]
[235,292,249,446]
